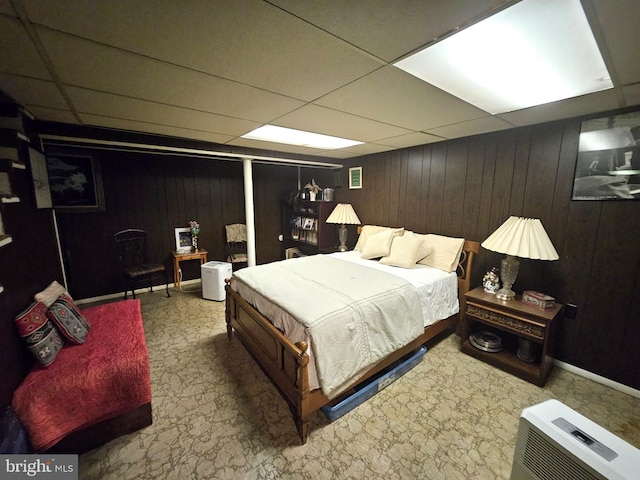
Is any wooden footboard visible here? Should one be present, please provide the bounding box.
[225,240,479,443]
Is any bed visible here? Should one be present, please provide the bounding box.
[225,227,479,443]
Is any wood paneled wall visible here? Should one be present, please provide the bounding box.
[0,156,62,406]
[337,114,639,390]
[47,145,306,299]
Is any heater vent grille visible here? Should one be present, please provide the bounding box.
[514,422,602,480]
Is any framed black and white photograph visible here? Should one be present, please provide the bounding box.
[349,166,362,189]
[46,154,105,211]
[572,109,640,200]
[174,227,192,253]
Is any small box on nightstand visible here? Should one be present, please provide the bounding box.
[522,290,555,310]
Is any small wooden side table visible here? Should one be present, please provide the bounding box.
[460,286,563,386]
[172,249,208,291]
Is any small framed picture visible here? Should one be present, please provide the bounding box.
[349,166,362,189]
[174,227,192,253]
[303,217,314,229]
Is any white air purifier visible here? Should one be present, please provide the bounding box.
[201,261,232,301]
[511,399,639,480]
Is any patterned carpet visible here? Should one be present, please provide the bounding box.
[78,288,639,479]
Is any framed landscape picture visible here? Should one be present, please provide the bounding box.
[572,109,640,200]
[46,154,105,211]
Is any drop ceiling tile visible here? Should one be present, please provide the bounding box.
[270,0,510,62]
[0,1,15,15]
[375,132,444,148]
[0,74,68,110]
[36,28,306,123]
[316,66,487,131]
[274,104,411,142]
[320,142,398,158]
[23,0,383,101]
[27,106,78,124]
[0,16,51,79]
[498,90,622,127]
[590,0,640,86]
[79,114,236,145]
[426,115,514,140]
[67,87,260,136]
[622,85,640,107]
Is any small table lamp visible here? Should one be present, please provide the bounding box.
[481,216,559,300]
[326,203,361,251]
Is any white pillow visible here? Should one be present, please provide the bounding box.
[418,234,465,273]
[354,225,396,252]
[360,228,403,259]
[380,231,430,269]
[34,280,66,307]
[405,231,433,262]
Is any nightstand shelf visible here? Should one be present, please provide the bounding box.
[460,287,563,386]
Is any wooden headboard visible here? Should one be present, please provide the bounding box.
[458,240,480,297]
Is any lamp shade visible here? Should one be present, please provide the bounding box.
[481,216,559,260]
[326,204,361,225]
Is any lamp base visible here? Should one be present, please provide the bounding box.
[496,288,516,300]
[338,224,348,252]
[497,255,519,300]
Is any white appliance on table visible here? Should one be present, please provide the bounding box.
[201,261,232,301]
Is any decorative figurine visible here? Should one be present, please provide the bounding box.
[483,267,500,294]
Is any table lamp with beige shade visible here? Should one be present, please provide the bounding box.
[481,216,559,301]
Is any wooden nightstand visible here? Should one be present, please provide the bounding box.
[460,287,563,386]
[172,249,208,291]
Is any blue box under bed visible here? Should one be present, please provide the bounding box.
[320,345,427,422]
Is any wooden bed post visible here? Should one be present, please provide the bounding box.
[295,340,311,444]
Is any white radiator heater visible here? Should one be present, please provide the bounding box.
[511,399,639,480]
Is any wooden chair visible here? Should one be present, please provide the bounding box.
[225,223,248,271]
[114,229,170,299]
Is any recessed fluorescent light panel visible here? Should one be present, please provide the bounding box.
[241,125,363,150]
[394,0,613,114]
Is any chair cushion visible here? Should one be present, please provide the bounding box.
[124,263,166,278]
[47,294,90,344]
[15,302,63,366]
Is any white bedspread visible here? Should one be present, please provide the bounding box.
[231,255,425,398]
[330,251,459,324]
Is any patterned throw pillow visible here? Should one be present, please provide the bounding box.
[15,302,63,366]
[47,294,90,344]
